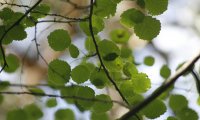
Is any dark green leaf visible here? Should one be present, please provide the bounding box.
[55,109,75,120]
[91,113,109,120]
[169,94,188,112]
[46,98,57,108]
[144,56,155,66]
[144,0,168,15]
[24,104,43,119]
[176,108,198,120]
[48,29,71,51]
[69,44,79,58]
[160,65,171,79]
[7,109,28,120]
[71,65,90,84]
[48,59,71,86]
[31,4,50,19]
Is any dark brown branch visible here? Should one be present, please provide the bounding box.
[0,0,43,73]
[0,91,128,108]
[88,0,129,105]
[120,51,200,120]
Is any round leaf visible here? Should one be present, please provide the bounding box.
[169,94,188,112]
[144,56,155,66]
[160,65,171,79]
[48,29,71,51]
[134,16,161,41]
[46,98,57,108]
[48,59,71,85]
[24,104,43,119]
[110,29,130,43]
[71,65,90,84]
[7,109,28,120]
[69,44,79,58]
[142,99,167,119]
[55,109,75,120]
[176,108,198,120]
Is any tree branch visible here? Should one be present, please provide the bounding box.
[0,91,128,108]
[88,0,129,105]
[120,51,200,120]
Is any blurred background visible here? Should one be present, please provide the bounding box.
[0,0,200,120]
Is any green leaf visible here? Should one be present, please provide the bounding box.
[0,8,14,22]
[28,88,45,94]
[144,56,155,66]
[31,4,50,19]
[71,65,90,84]
[24,104,43,119]
[123,62,138,77]
[0,25,27,45]
[69,44,79,58]
[120,8,145,28]
[48,29,71,51]
[94,0,117,18]
[55,109,75,120]
[76,86,95,109]
[91,113,109,120]
[48,59,71,86]
[0,95,3,104]
[92,94,113,113]
[110,29,131,43]
[144,0,168,15]
[80,15,104,35]
[7,109,28,120]
[134,16,161,41]
[3,54,20,73]
[103,57,123,72]
[160,65,171,79]
[46,98,57,108]
[131,73,151,93]
[169,94,188,112]
[176,108,198,120]
[0,81,10,91]
[142,99,167,119]
[120,47,132,58]
[98,40,120,61]
[90,68,109,89]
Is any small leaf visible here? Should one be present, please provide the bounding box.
[144,0,168,15]
[48,59,71,86]
[120,8,145,27]
[142,99,167,119]
[160,65,171,79]
[46,98,57,108]
[71,65,90,84]
[48,29,71,51]
[55,109,75,120]
[123,62,138,77]
[69,44,79,58]
[24,104,43,119]
[169,94,188,112]
[3,54,20,73]
[131,73,151,93]
[110,29,131,43]
[92,94,113,113]
[134,16,161,41]
[144,56,155,66]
